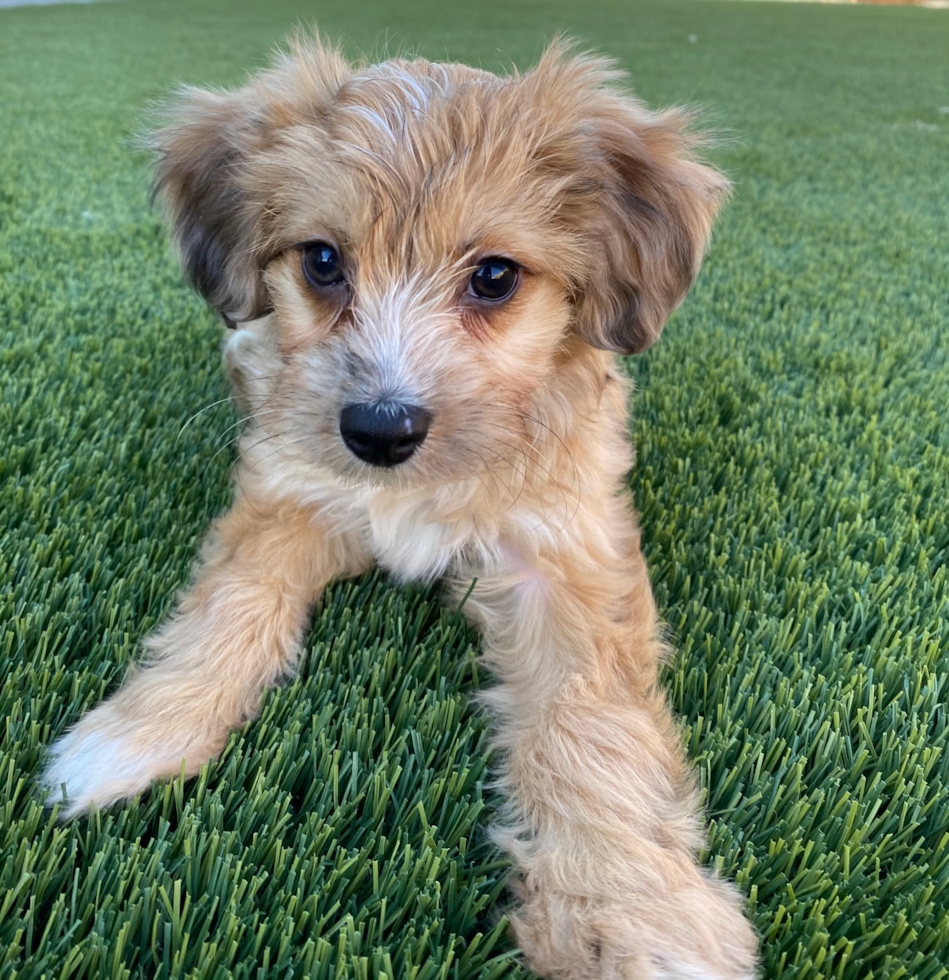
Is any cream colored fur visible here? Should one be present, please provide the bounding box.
[42,36,759,979]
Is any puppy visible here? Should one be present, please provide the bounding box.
[42,36,758,980]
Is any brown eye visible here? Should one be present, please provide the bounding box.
[469,258,517,301]
[302,242,345,288]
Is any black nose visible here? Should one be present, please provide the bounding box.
[339,402,432,467]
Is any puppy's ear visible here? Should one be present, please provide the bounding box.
[150,85,271,323]
[149,36,351,323]
[559,56,730,355]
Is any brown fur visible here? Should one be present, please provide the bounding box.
[43,36,757,979]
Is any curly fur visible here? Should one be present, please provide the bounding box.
[42,35,757,979]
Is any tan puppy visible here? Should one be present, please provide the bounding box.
[42,36,758,979]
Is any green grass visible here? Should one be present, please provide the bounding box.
[1,0,948,977]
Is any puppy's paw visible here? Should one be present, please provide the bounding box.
[512,870,758,980]
[41,705,211,819]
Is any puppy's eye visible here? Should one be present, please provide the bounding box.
[469,259,518,301]
[302,242,345,288]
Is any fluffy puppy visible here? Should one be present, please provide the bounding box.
[42,36,758,980]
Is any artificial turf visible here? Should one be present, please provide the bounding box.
[1,0,948,977]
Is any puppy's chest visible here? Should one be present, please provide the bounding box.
[362,490,480,583]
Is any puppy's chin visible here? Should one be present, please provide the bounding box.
[324,452,430,492]
[323,443,479,495]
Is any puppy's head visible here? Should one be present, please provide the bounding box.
[151,37,728,488]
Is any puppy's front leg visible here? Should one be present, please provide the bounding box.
[460,527,758,980]
[43,493,368,818]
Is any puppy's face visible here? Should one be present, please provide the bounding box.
[153,39,727,489]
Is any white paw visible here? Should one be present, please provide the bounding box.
[41,712,189,819]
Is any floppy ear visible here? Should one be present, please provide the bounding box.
[149,36,351,325]
[150,85,273,324]
[573,88,730,355]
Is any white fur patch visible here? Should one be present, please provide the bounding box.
[654,956,756,980]
[367,489,469,581]
[42,727,185,818]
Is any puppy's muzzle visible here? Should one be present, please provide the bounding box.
[339,402,432,467]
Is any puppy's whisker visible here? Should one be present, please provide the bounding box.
[176,397,235,444]
[472,419,572,528]
[478,438,532,509]
[253,434,313,469]
[212,408,284,447]
[212,423,296,470]
[460,444,509,504]
[479,444,547,520]
[490,439,556,517]
[459,446,502,503]
[474,444,552,534]
[499,439,574,534]
[177,378,288,449]
[514,410,583,529]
